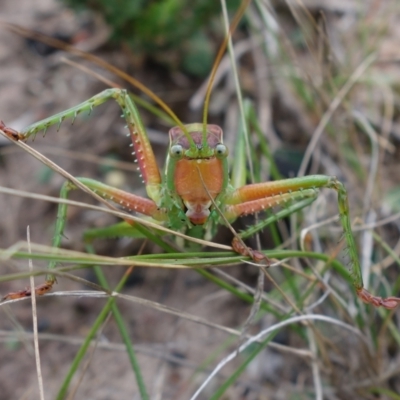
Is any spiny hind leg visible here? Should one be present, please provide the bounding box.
[227,186,318,264]
[224,175,400,309]
[231,192,318,263]
[2,177,163,300]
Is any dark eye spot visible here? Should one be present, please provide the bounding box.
[170,144,183,158]
[215,143,227,157]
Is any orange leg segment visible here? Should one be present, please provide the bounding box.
[223,175,400,309]
[225,176,324,206]
[79,178,167,221]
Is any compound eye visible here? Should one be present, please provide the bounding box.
[170,144,184,158]
[215,143,228,158]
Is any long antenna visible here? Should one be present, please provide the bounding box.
[2,22,197,147]
[201,0,251,147]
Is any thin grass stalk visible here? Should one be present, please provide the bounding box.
[87,244,149,400]
[55,263,148,399]
[208,332,276,399]
[28,226,45,400]
[190,314,367,399]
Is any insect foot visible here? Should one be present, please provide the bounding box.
[0,120,25,141]
[2,280,54,301]
[231,237,270,265]
[356,287,400,310]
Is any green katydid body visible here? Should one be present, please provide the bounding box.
[2,87,400,309]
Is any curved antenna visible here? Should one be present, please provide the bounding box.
[201,0,251,147]
[2,23,197,148]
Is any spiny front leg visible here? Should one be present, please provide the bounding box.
[2,88,163,205]
[224,175,400,309]
[113,91,162,202]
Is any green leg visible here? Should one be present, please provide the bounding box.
[4,89,163,202]
[225,175,400,309]
[330,179,400,309]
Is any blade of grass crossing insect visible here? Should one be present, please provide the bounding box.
[122,222,178,253]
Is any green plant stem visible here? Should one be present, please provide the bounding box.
[89,245,149,400]
[56,256,149,400]
[209,333,276,399]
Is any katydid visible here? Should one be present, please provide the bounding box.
[1,87,399,309]
[1,7,399,310]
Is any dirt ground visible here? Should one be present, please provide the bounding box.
[1,1,400,399]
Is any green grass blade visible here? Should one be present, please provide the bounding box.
[55,260,148,399]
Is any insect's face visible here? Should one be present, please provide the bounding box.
[168,123,228,160]
[167,123,229,225]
